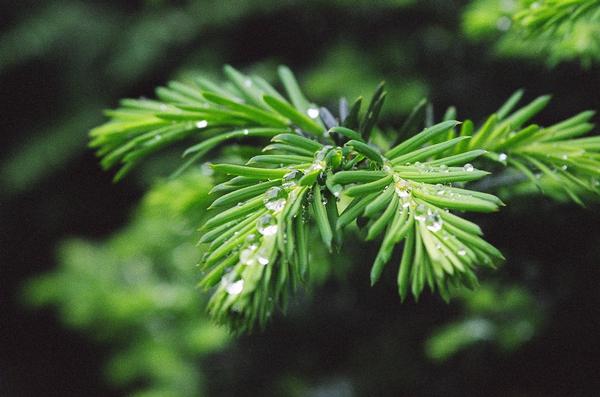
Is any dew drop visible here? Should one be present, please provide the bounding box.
[315,146,332,162]
[244,79,253,87]
[196,120,208,129]
[282,169,303,188]
[463,163,474,172]
[240,244,258,265]
[457,247,467,256]
[414,204,428,222]
[307,107,320,119]
[221,273,244,295]
[243,129,249,135]
[264,187,287,212]
[439,164,449,173]
[257,214,278,236]
[200,163,214,176]
[257,247,270,265]
[226,279,244,295]
[425,211,443,232]
[496,16,511,31]
[394,179,411,198]
[435,183,446,196]
[498,153,508,162]
[330,184,343,198]
[307,162,325,173]
[561,164,568,171]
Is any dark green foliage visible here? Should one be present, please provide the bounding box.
[24,172,229,396]
[89,65,597,332]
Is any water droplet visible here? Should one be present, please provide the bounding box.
[264,187,287,212]
[496,16,511,31]
[154,134,162,141]
[200,163,214,176]
[196,120,208,129]
[226,279,244,295]
[439,164,449,173]
[425,211,443,232]
[463,163,474,172]
[243,129,249,135]
[244,79,253,87]
[457,247,467,256]
[221,273,244,295]
[383,164,393,173]
[561,154,568,160]
[330,184,343,198]
[498,153,508,162]
[414,204,428,221]
[307,107,320,119]
[435,183,446,195]
[257,247,270,265]
[315,146,332,161]
[307,162,325,173]
[394,179,411,198]
[159,104,168,111]
[282,169,302,188]
[560,164,568,171]
[240,244,258,265]
[257,214,278,236]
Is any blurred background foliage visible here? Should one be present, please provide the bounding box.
[24,172,229,397]
[463,0,600,66]
[1,0,599,396]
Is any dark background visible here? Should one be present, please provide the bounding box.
[2,1,600,396]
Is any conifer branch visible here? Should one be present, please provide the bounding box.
[90,65,597,332]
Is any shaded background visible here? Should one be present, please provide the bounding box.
[1,1,600,396]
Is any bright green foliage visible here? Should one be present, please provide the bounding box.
[24,172,229,396]
[451,91,600,204]
[426,283,544,361]
[90,66,597,332]
[89,65,321,181]
[463,0,600,65]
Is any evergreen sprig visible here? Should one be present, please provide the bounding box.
[462,0,600,65]
[91,65,597,332]
[515,0,600,36]
[450,90,600,204]
[89,65,324,181]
